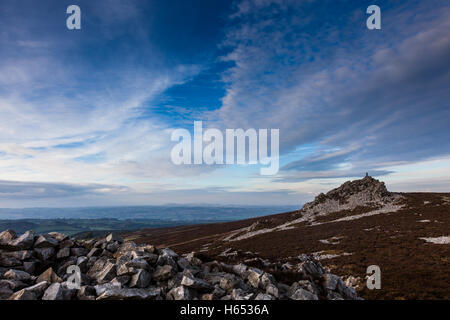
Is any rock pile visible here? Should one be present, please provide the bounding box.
[301,175,402,216]
[0,229,360,300]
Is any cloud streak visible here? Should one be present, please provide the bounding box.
[0,0,449,206]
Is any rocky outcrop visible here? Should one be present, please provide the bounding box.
[0,229,361,300]
[300,175,403,217]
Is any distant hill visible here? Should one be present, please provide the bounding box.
[126,176,450,300]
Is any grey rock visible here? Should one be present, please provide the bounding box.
[17,281,50,299]
[219,274,242,292]
[0,279,27,291]
[34,235,59,248]
[201,293,214,300]
[76,256,89,272]
[87,247,102,258]
[116,263,137,276]
[185,252,202,266]
[112,275,130,285]
[0,229,17,244]
[87,257,108,278]
[298,280,320,296]
[129,269,151,288]
[23,261,37,274]
[116,241,138,256]
[181,275,212,292]
[4,250,34,261]
[42,283,64,300]
[59,239,74,248]
[231,288,253,300]
[56,256,77,276]
[37,267,62,284]
[160,248,178,259]
[71,247,88,257]
[77,285,96,300]
[97,287,161,300]
[6,230,35,250]
[167,286,194,300]
[94,281,122,296]
[327,291,344,300]
[297,260,324,278]
[261,272,276,289]
[153,265,174,281]
[106,242,120,252]
[95,261,117,284]
[4,269,31,282]
[140,253,158,265]
[56,247,71,259]
[247,267,264,288]
[177,257,193,270]
[48,232,68,242]
[232,263,248,278]
[0,256,22,267]
[125,258,150,271]
[266,284,279,298]
[290,288,319,300]
[105,233,124,243]
[0,280,14,299]
[212,285,226,299]
[35,247,55,261]
[8,289,37,300]
[322,273,343,291]
[255,293,274,300]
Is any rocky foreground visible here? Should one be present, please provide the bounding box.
[0,229,360,300]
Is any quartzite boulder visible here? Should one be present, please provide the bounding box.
[0,229,362,300]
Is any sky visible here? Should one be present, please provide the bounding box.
[0,0,449,208]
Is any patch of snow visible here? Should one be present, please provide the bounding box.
[312,251,353,260]
[314,203,403,225]
[225,202,403,242]
[319,236,343,244]
[420,236,450,244]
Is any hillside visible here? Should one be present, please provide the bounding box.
[126,176,450,299]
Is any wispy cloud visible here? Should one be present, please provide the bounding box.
[0,0,449,207]
[216,0,450,182]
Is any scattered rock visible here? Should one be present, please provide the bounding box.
[181,275,213,292]
[34,235,59,248]
[4,269,31,282]
[6,231,35,250]
[0,229,17,244]
[42,283,64,300]
[290,288,319,300]
[35,247,55,261]
[37,268,62,284]
[168,286,195,300]
[153,265,174,281]
[97,287,160,300]
[0,228,361,300]
[95,261,117,284]
[106,233,124,244]
[129,269,151,288]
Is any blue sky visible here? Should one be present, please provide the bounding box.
[0,0,449,207]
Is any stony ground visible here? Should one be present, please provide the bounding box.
[127,177,450,300]
[0,229,360,300]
